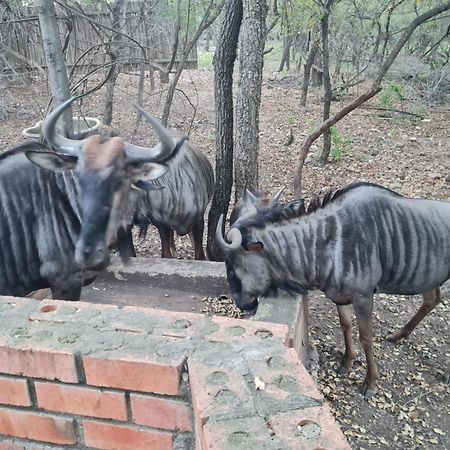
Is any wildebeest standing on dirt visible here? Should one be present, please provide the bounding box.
[217,182,450,396]
[122,107,215,260]
[0,98,172,300]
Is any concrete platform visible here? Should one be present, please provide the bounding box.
[81,257,302,332]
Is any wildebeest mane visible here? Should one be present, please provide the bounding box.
[234,182,402,231]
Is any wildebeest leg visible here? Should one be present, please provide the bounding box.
[386,288,442,343]
[191,219,206,260]
[116,224,136,261]
[169,230,176,256]
[158,225,174,258]
[336,304,357,374]
[352,294,379,397]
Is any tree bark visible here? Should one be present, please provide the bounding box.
[293,0,450,197]
[300,34,319,108]
[103,0,128,126]
[206,0,243,261]
[234,0,268,201]
[35,0,73,137]
[278,34,293,71]
[319,3,333,164]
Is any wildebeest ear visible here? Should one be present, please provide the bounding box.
[134,181,165,191]
[130,162,168,184]
[245,242,264,252]
[25,151,78,172]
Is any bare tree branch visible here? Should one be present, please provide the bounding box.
[293,0,450,196]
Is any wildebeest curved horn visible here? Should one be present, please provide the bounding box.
[123,142,173,164]
[245,189,258,204]
[43,97,170,164]
[273,187,285,203]
[134,104,176,155]
[41,97,85,155]
[216,215,242,252]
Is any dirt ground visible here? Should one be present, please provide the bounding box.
[1,68,449,449]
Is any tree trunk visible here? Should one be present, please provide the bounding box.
[278,34,292,71]
[35,0,73,137]
[300,35,319,108]
[206,0,243,261]
[103,67,120,126]
[294,0,450,197]
[319,7,332,165]
[234,0,268,201]
[103,0,128,126]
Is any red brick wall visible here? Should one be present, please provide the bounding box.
[0,350,192,449]
[0,296,350,450]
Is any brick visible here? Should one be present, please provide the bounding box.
[245,347,322,403]
[202,416,279,449]
[269,404,351,450]
[0,346,78,383]
[35,382,127,420]
[83,355,182,395]
[83,420,173,450]
[0,377,31,407]
[131,394,192,432]
[188,361,254,426]
[208,316,289,344]
[0,407,76,445]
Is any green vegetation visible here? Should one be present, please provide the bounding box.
[378,82,405,110]
[197,51,213,69]
[330,126,352,162]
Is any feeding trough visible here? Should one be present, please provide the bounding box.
[22,116,101,139]
[82,256,302,329]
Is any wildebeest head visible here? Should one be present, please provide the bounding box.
[230,187,285,228]
[216,215,275,316]
[25,98,172,271]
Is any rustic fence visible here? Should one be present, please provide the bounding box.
[0,1,197,75]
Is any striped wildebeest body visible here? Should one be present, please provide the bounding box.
[217,182,450,396]
[123,109,214,260]
[0,98,173,300]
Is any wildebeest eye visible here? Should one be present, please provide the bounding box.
[244,242,264,252]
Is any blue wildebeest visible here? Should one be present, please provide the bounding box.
[121,107,215,260]
[0,98,173,300]
[217,182,450,396]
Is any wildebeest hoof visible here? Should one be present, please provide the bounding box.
[359,382,377,399]
[337,351,355,375]
[386,332,405,343]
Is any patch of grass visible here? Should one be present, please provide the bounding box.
[330,126,352,162]
[286,113,297,126]
[306,119,318,134]
[411,103,426,117]
[198,51,213,69]
[378,82,405,111]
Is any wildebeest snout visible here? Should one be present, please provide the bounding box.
[75,241,110,271]
[238,298,259,316]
